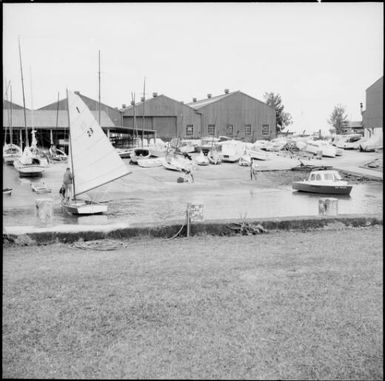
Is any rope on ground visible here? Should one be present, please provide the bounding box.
[226,222,267,235]
[165,223,186,240]
[71,239,128,251]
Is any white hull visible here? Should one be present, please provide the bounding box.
[239,154,251,166]
[3,144,22,164]
[148,148,167,158]
[3,155,20,165]
[221,154,241,163]
[207,151,222,165]
[13,160,45,177]
[195,152,210,166]
[62,199,108,215]
[137,158,164,168]
[31,183,52,194]
[130,148,151,163]
[247,149,268,161]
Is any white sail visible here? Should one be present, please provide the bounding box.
[67,90,130,196]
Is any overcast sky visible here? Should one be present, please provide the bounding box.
[3,2,383,134]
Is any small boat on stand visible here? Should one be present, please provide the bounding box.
[3,82,22,164]
[195,150,210,166]
[292,169,352,195]
[31,182,52,194]
[137,157,165,168]
[48,145,68,162]
[208,148,222,165]
[13,146,46,177]
[3,188,12,196]
[239,150,251,166]
[130,147,151,164]
[3,143,22,165]
[62,90,131,215]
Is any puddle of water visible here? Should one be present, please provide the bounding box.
[3,163,383,227]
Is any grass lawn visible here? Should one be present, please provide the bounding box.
[2,227,383,379]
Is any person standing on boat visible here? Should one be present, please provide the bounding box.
[63,167,73,202]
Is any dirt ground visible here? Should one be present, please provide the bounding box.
[3,226,383,379]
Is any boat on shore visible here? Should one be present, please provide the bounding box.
[292,169,352,195]
[31,182,52,194]
[219,140,244,163]
[130,147,151,164]
[3,143,22,165]
[195,150,210,166]
[48,145,68,162]
[239,151,251,166]
[13,146,46,177]
[207,148,222,165]
[3,187,12,195]
[137,157,165,168]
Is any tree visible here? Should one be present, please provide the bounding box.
[327,104,348,134]
[263,92,293,134]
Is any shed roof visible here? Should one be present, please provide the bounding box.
[366,76,383,91]
[3,109,116,129]
[3,99,27,110]
[187,90,273,111]
[187,92,236,109]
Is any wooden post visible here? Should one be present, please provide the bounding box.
[186,203,191,238]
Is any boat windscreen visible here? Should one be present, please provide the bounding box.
[334,172,342,180]
[323,173,334,181]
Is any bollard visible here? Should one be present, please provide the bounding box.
[319,198,338,216]
[35,198,53,225]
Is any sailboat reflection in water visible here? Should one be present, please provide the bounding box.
[61,90,131,215]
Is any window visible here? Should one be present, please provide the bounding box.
[245,124,251,135]
[262,124,270,136]
[310,174,316,181]
[316,174,321,181]
[186,125,193,137]
[208,124,215,136]
[227,124,233,136]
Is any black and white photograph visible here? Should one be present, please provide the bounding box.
[3,2,383,379]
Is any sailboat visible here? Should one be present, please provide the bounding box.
[62,90,131,215]
[13,41,47,177]
[3,81,22,164]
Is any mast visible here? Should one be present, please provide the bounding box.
[55,92,60,145]
[10,82,13,145]
[131,92,137,145]
[66,89,76,199]
[30,66,35,140]
[4,79,10,146]
[98,50,101,125]
[18,37,29,147]
[142,77,145,147]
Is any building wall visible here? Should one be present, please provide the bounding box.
[196,92,276,141]
[122,95,201,140]
[364,77,383,130]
